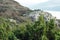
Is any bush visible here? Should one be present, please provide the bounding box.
[0,14,60,40]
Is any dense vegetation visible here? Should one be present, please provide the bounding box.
[0,14,60,40]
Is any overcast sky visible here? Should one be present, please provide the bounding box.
[15,0,60,19]
[15,0,48,6]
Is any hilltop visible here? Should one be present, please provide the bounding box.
[0,0,32,23]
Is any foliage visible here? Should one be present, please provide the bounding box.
[0,14,60,40]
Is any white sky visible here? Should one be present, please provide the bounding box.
[15,0,48,6]
[14,0,60,19]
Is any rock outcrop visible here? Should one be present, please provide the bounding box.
[26,10,54,21]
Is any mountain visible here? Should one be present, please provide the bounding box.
[0,0,32,23]
[0,0,60,27]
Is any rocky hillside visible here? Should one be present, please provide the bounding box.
[0,0,32,23]
[25,10,54,21]
[0,0,60,26]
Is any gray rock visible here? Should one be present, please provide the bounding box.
[28,10,54,21]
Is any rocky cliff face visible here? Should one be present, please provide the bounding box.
[0,0,32,23]
[0,0,30,13]
[26,10,54,21]
[0,0,60,27]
